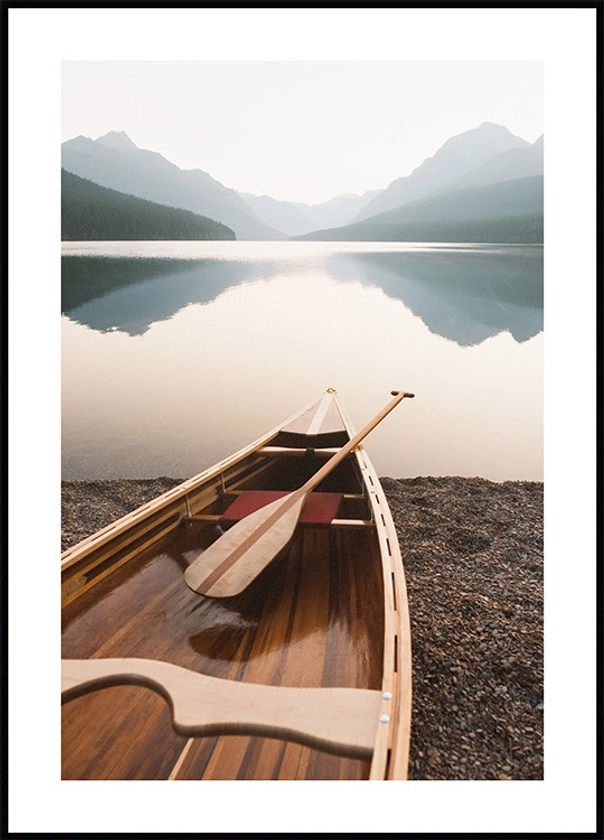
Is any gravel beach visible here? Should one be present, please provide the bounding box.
[61,475,543,780]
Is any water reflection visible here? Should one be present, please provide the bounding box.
[61,244,542,346]
[62,257,255,337]
[327,247,543,345]
[61,243,543,482]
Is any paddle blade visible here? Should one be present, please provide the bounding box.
[184,494,305,597]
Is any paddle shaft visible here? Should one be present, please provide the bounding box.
[227,389,415,549]
[185,389,414,596]
[293,389,414,500]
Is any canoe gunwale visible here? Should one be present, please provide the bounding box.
[61,390,412,779]
[332,395,412,780]
[358,446,412,780]
[61,394,333,573]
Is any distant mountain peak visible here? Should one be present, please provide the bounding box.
[478,120,512,131]
[439,121,528,151]
[467,121,523,138]
[96,130,139,151]
[351,120,531,224]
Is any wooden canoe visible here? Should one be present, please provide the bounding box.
[61,388,413,780]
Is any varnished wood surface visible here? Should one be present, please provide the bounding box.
[61,391,413,780]
[62,522,385,780]
[184,391,413,597]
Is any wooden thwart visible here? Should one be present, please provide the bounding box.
[184,390,414,598]
[61,658,382,760]
[60,388,415,781]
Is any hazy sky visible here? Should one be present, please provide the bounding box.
[62,61,543,205]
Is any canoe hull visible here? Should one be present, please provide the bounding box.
[61,391,412,780]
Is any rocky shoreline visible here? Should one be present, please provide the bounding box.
[61,475,543,780]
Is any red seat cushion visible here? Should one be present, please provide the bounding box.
[220,490,342,526]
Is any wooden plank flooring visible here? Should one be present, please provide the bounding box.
[62,521,384,780]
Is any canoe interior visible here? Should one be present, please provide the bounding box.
[62,448,387,780]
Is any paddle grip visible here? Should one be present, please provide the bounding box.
[299,389,414,494]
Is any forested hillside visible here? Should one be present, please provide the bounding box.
[62,132,281,239]
[61,170,236,240]
[294,176,543,244]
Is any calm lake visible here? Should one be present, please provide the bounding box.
[61,241,543,482]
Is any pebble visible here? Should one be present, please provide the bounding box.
[61,477,183,550]
[380,475,543,781]
[61,474,543,781]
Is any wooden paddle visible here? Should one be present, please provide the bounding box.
[184,390,414,597]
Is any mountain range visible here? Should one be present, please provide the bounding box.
[61,122,543,243]
[62,131,282,240]
[293,175,543,243]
